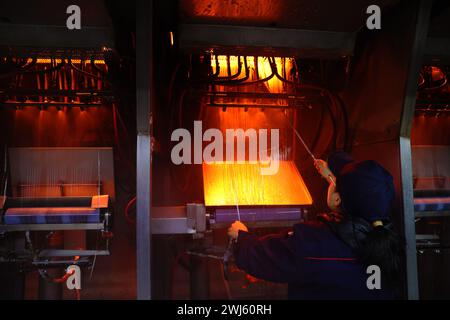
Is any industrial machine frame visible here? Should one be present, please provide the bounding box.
[135,0,437,300]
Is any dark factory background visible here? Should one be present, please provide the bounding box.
[0,0,449,300]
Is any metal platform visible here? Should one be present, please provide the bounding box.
[0,223,104,232]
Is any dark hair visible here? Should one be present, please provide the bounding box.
[356,224,404,289]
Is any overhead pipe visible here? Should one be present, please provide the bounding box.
[268,56,348,149]
[68,58,111,84]
[210,55,243,81]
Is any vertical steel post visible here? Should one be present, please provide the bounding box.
[399,0,433,300]
[136,0,153,300]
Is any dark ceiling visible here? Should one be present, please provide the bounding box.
[0,0,136,57]
[0,0,112,27]
[428,0,450,38]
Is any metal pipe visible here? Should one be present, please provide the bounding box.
[202,91,308,99]
[0,58,37,80]
[211,54,220,77]
[90,56,108,78]
[38,231,64,300]
[211,56,252,85]
[207,102,293,109]
[3,88,114,97]
[68,58,109,83]
[3,102,103,108]
[399,0,433,300]
[136,0,153,300]
[267,58,345,151]
[212,56,243,81]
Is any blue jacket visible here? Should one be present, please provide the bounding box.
[234,220,394,299]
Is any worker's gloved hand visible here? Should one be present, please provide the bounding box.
[227,221,248,240]
[314,159,335,181]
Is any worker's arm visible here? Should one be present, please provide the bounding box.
[228,221,303,283]
[314,159,336,185]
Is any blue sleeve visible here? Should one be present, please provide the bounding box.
[233,229,303,283]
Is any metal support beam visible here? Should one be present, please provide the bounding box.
[152,218,195,235]
[179,23,355,58]
[151,204,206,234]
[136,0,153,300]
[399,137,419,299]
[38,249,110,257]
[399,0,433,300]
[0,23,113,49]
[136,134,151,299]
[0,223,104,232]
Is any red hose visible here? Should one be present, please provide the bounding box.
[75,289,81,300]
[125,196,137,224]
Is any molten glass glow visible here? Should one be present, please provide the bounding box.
[202,160,312,206]
[204,55,308,207]
[210,55,295,93]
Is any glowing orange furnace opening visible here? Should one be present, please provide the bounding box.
[203,161,312,206]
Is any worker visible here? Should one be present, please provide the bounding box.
[227,151,403,299]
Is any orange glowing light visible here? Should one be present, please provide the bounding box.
[26,58,105,64]
[430,66,445,82]
[169,31,174,46]
[202,160,312,206]
[210,55,295,94]
[188,0,282,23]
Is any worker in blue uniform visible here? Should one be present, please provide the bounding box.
[228,151,403,299]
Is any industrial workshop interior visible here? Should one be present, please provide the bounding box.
[0,0,449,302]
